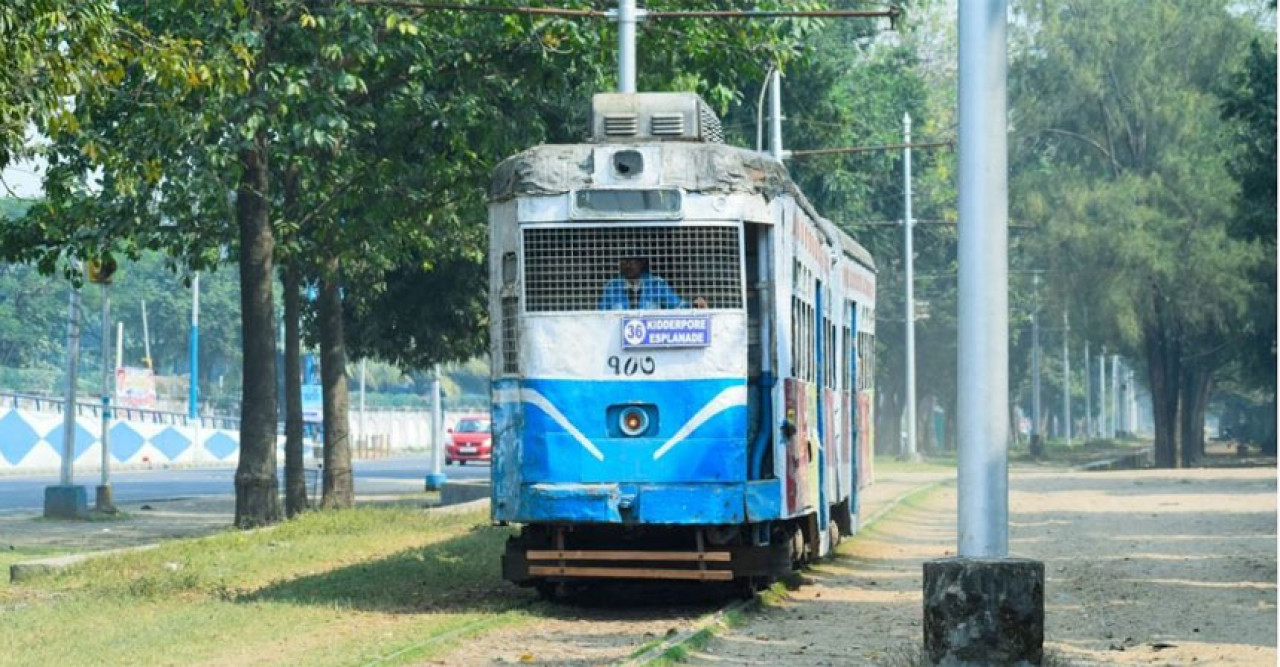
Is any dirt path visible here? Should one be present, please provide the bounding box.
[687,467,1276,666]
[433,472,952,665]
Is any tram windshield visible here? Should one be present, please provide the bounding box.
[522,225,743,313]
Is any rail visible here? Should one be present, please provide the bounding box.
[0,390,242,430]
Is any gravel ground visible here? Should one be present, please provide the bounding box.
[686,467,1276,666]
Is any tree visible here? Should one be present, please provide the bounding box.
[1010,0,1271,466]
[6,0,829,524]
[755,1,957,456]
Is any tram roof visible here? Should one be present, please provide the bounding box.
[490,142,875,271]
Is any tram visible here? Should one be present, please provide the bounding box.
[488,92,876,591]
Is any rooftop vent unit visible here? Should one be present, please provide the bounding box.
[591,92,724,143]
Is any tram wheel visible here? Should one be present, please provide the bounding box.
[534,581,563,601]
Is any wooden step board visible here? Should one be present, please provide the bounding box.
[526,549,735,581]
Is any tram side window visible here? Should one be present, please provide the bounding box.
[829,318,839,386]
[856,330,876,391]
[842,323,852,392]
[790,296,800,378]
[501,296,519,374]
[808,303,817,383]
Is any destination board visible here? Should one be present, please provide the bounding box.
[621,315,710,349]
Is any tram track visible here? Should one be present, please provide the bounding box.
[618,476,954,666]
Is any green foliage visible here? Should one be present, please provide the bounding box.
[1009,0,1274,458]
[752,1,957,451]
[0,251,239,401]
[1011,0,1267,347]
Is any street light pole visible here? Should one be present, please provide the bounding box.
[1031,274,1041,455]
[1084,340,1092,441]
[1062,308,1070,446]
[902,112,919,461]
[190,273,201,462]
[1111,354,1121,438]
[1099,349,1108,439]
[96,282,114,512]
[44,281,88,518]
[425,364,447,490]
[62,287,81,487]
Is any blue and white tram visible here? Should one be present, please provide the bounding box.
[488,92,876,589]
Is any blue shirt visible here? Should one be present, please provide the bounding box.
[599,272,687,310]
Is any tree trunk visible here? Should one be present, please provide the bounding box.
[1178,367,1212,467]
[234,139,281,528]
[319,256,354,509]
[282,264,307,517]
[1144,321,1180,468]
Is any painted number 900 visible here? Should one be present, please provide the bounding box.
[607,355,656,376]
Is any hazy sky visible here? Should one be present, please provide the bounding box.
[1,160,44,199]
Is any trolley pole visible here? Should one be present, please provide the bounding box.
[924,0,1044,661]
[902,112,919,461]
[45,283,88,518]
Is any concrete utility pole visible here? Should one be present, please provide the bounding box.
[616,0,640,93]
[1098,350,1107,439]
[1131,363,1141,437]
[190,274,201,463]
[1083,340,1091,440]
[97,282,114,511]
[769,69,784,161]
[1030,274,1042,455]
[1062,308,1070,446]
[924,0,1044,662]
[45,284,88,518]
[902,112,919,461]
[141,300,152,369]
[1112,354,1121,438]
[359,358,367,448]
[425,364,446,490]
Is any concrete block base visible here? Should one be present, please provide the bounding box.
[43,485,89,520]
[923,557,1045,666]
[95,484,116,512]
[424,472,447,491]
[441,481,490,506]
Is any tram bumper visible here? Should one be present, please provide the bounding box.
[515,481,746,525]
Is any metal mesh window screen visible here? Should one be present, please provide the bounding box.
[523,225,743,312]
[501,296,519,374]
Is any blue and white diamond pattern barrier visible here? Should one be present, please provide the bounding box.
[0,407,266,471]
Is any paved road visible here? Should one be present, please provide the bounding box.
[0,455,490,512]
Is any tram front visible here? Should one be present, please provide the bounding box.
[489,93,786,586]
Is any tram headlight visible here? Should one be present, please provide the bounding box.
[619,407,650,437]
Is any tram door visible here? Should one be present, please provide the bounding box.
[745,223,773,480]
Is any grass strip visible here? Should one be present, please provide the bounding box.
[0,505,534,666]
